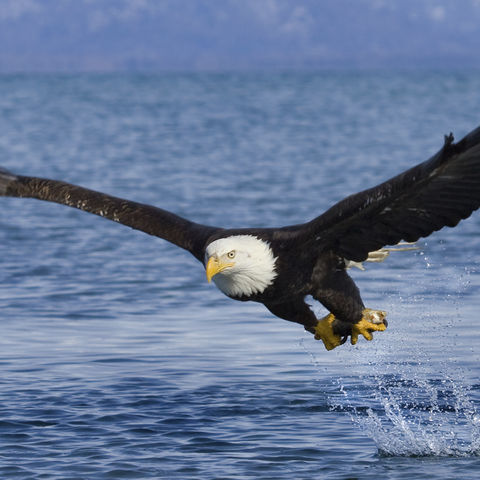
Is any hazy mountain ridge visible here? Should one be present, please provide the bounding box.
[1,0,479,71]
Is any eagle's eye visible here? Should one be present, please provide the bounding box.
[227,250,236,259]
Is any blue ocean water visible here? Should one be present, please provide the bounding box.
[0,72,479,479]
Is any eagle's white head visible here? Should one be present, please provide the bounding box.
[204,235,277,297]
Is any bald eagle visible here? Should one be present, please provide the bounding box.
[1,126,480,350]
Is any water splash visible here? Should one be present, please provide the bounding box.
[323,339,480,458]
[319,254,480,457]
[349,373,480,457]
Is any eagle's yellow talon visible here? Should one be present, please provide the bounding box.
[351,309,387,345]
[314,313,342,351]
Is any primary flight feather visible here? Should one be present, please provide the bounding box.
[1,124,480,350]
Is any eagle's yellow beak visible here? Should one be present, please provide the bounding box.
[206,256,234,282]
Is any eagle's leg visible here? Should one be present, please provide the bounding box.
[313,259,388,349]
[264,299,342,350]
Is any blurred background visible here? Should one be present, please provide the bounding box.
[1,0,480,72]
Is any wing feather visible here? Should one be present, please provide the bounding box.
[300,125,480,262]
[0,171,220,262]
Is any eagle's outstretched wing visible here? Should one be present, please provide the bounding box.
[300,125,480,262]
[0,170,220,262]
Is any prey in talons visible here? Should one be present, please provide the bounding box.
[314,309,388,351]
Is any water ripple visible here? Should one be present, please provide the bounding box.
[0,72,480,479]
